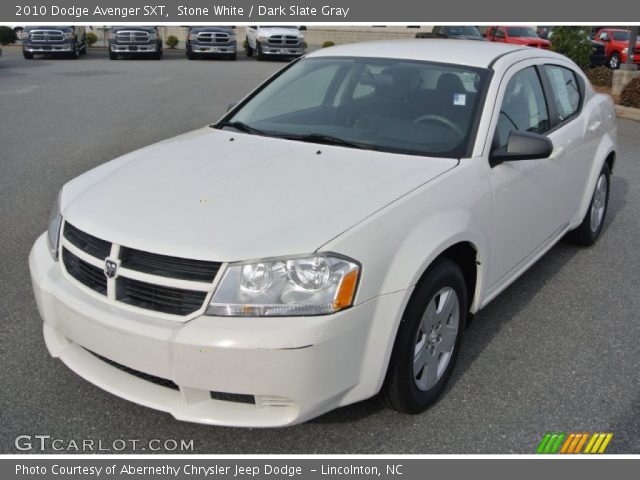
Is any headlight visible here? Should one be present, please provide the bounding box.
[64,32,75,40]
[47,190,63,261]
[149,33,158,41]
[207,254,360,317]
[623,48,628,54]
[258,35,268,43]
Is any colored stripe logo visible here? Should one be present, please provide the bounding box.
[537,432,613,454]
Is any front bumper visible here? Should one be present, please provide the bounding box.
[29,233,405,427]
[23,43,73,53]
[110,44,157,53]
[191,43,236,54]
[260,45,305,56]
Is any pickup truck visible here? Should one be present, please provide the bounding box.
[595,28,640,69]
[485,26,550,49]
[109,26,162,60]
[415,26,486,41]
[246,26,306,60]
[186,26,237,60]
[22,26,87,59]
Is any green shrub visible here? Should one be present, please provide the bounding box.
[322,41,335,48]
[620,77,640,108]
[550,27,593,69]
[585,66,613,88]
[0,26,17,45]
[242,39,248,51]
[165,35,179,49]
[86,32,98,46]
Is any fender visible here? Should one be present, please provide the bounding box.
[322,159,492,401]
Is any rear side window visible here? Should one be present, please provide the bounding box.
[543,65,581,123]
[495,66,550,149]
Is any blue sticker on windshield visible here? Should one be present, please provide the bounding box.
[453,93,466,106]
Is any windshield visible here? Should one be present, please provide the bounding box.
[220,57,489,158]
[445,26,482,37]
[507,27,539,38]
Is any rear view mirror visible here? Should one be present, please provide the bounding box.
[490,131,553,167]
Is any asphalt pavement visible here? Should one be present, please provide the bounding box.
[0,47,639,454]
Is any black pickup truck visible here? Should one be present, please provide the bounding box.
[416,26,487,41]
[109,26,162,60]
[186,26,237,60]
[22,26,87,59]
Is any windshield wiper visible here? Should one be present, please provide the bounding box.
[280,133,380,151]
[216,121,267,135]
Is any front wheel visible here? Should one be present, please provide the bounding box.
[383,259,467,413]
[23,51,34,59]
[70,42,80,59]
[608,52,620,70]
[565,163,610,246]
[246,40,253,57]
[109,51,117,60]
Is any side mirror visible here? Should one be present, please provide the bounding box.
[227,102,238,112]
[490,131,553,167]
[299,26,307,31]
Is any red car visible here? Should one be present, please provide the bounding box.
[485,26,551,49]
[595,28,640,69]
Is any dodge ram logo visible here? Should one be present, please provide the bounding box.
[104,259,118,279]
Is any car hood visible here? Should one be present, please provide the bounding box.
[63,128,457,262]
[257,27,302,37]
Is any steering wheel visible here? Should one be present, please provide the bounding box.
[413,114,465,139]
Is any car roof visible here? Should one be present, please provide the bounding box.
[308,39,560,69]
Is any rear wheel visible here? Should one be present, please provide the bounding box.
[383,259,467,413]
[565,163,610,246]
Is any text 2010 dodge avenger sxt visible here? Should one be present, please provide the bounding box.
[30,40,616,427]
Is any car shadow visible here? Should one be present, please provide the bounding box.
[310,173,628,426]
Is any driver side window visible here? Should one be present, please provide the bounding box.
[495,67,550,149]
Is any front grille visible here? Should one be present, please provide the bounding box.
[268,35,299,46]
[60,223,217,317]
[120,247,220,282]
[62,248,107,295]
[30,30,64,42]
[87,350,179,390]
[116,277,208,316]
[115,31,150,43]
[210,391,255,404]
[64,223,111,259]
[195,32,230,44]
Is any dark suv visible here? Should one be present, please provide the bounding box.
[109,26,162,60]
[186,26,237,60]
[22,26,87,59]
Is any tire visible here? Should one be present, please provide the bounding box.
[186,49,196,60]
[255,43,263,60]
[152,51,162,60]
[81,43,87,54]
[383,258,467,413]
[23,51,34,59]
[229,52,237,61]
[565,163,610,246]
[246,40,253,57]
[70,42,80,59]
[608,52,620,70]
[109,51,118,60]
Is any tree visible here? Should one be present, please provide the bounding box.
[550,27,593,70]
[0,26,17,45]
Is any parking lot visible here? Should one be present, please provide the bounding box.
[1,47,639,454]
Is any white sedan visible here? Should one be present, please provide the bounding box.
[30,40,616,427]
